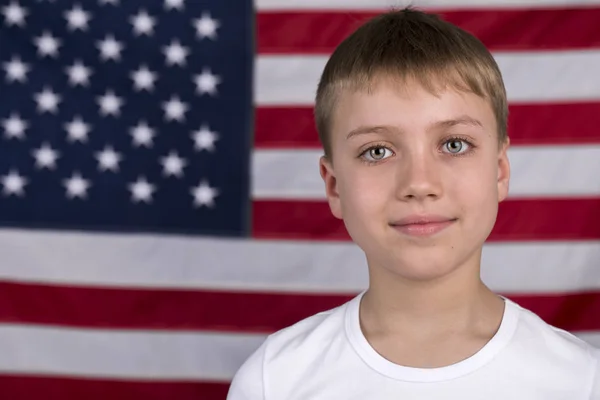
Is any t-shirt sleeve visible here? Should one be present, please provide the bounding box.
[226,339,268,400]
[589,347,600,400]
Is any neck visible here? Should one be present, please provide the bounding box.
[360,252,503,339]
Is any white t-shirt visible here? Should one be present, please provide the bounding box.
[227,291,600,399]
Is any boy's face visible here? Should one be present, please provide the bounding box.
[320,78,510,282]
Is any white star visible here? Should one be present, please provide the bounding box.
[130,121,155,148]
[34,31,61,58]
[160,151,187,178]
[99,0,119,5]
[64,4,90,31]
[2,113,27,139]
[164,0,184,11]
[97,90,123,116]
[32,142,60,169]
[1,170,27,197]
[192,124,219,152]
[34,87,61,114]
[3,56,29,83]
[95,145,121,172]
[130,65,156,91]
[97,35,123,61]
[163,40,188,67]
[63,172,91,199]
[162,96,188,122]
[130,9,155,36]
[194,68,220,96]
[65,60,92,87]
[194,12,219,40]
[129,176,155,203]
[65,116,91,143]
[191,180,218,208]
[2,2,27,27]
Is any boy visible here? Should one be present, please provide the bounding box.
[228,7,600,399]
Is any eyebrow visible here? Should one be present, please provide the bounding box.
[345,115,484,140]
[345,125,400,140]
[431,116,483,130]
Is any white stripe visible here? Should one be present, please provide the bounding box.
[256,0,600,10]
[506,145,600,198]
[0,324,263,381]
[577,332,600,349]
[0,229,599,294]
[251,146,600,199]
[0,325,596,381]
[480,242,600,294]
[255,52,600,105]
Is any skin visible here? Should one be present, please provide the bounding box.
[319,77,511,368]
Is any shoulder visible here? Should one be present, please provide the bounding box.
[507,299,599,394]
[590,346,600,399]
[512,299,596,358]
[227,336,267,400]
[227,298,352,400]
[264,300,348,359]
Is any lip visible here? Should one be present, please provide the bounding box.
[390,215,457,237]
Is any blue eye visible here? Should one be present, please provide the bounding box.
[362,146,393,162]
[443,138,471,154]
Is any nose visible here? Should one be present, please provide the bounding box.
[395,151,443,201]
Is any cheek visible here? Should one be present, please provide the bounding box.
[338,170,389,216]
[337,170,391,246]
[453,164,499,218]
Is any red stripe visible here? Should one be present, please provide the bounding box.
[509,292,600,333]
[0,282,598,333]
[0,281,347,332]
[255,103,600,148]
[0,281,347,333]
[258,8,600,54]
[0,375,228,400]
[252,198,600,241]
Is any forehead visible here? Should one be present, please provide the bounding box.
[329,78,496,139]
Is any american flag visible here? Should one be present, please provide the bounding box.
[0,0,598,398]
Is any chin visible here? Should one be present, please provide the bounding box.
[370,245,473,283]
[387,259,461,282]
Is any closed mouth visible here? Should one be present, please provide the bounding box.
[390,218,457,237]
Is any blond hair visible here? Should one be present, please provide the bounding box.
[314,7,508,159]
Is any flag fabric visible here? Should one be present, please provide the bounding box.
[0,0,599,398]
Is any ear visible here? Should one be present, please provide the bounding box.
[497,137,511,202]
[319,156,343,219]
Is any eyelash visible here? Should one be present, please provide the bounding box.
[358,136,476,165]
[442,135,476,157]
[358,142,393,165]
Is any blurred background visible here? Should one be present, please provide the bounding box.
[0,0,599,398]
